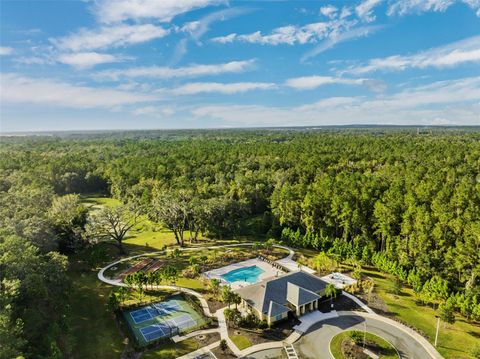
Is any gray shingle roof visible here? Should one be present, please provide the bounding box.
[286,282,321,307]
[267,300,291,317]
[234,271,327,315]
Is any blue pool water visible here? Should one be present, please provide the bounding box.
[221,265,265,284]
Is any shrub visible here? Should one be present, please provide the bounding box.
[349,331,363,345]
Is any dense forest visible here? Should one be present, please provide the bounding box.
[1,128,479,358]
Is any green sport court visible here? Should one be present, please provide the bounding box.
[123,295,206,346]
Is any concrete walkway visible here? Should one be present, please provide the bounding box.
[176,340,220,359]
[215,306,243,357]
[172,328,219,343]
[293,310,338,333]
[342,291,376,315]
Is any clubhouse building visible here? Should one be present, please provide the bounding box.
[234,271,328,326]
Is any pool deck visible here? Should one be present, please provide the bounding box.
[203,258,284,289]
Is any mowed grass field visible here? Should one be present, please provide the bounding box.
[81,195,179,253]
[68,251,125,359]
[364,268,480,359]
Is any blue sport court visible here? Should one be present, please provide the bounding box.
[140,314,197,342]
[123,295,206,346]
[130,299,180,324]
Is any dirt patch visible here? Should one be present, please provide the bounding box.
[357,290,389,316]
[192,332,220,348]
[206,298,226,313]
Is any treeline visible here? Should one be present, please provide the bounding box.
[1,129,480,357]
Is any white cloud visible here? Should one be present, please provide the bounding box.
[285,75,365,89]
[95,59,256,80]
[172,82,275,95]
[0,47,14,56]
[356,0,383,22]
[93,0,224,23]
[344,35,480,74]
[212,21,334,45]
[51,24,168,52]
[0,73,155,109]
[191,77,480,126]
[387,0,480,17]
[211,33,237,44]
[57,52,128,69]
[180,7,251,42]
[301,25,383,62]
[132,106,175,116]
[319,5,338,19]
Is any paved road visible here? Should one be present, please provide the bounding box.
[247,314,435,359]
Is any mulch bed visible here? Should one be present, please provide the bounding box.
[341,338,370,359]
[211,346,237,359]
[227,320,294,347]
[206,298,225,313]
[318,295,362,313]
[191,332,220,348]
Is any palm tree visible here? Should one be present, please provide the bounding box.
[325,283,337,309]
[232,292,241,310]
[209,278,221,299]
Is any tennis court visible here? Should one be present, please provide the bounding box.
[139,314,197,342]
[130,299,181,324]
[123,295,206,346]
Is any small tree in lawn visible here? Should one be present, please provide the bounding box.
[325,283,337,309]
[154,270,163,287]
[209,278,221,299]
[393,275,403,295]
[220,339,228,353]
[439,301,456,327]
[162,265,178,286]
[265,238,275,254]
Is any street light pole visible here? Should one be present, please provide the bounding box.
[364,321,367,348]
[435,316,440,347]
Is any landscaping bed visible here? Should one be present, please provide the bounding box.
[227,320,294,348]
[330,330,398,359]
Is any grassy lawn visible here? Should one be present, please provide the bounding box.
[141,339,199,359]
[330,331,398,359]
[67,254,125,359]
[230,334,252,350]
[363,268,480,359]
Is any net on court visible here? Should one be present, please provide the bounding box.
[140,323,172,342]
[165,314,197,331]
[140,314,197,342]
[153,299,181,316]
[130,307,157,324]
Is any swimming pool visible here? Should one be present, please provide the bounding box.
[221,265,265,284]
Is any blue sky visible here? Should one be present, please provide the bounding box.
[0,0,479,131]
